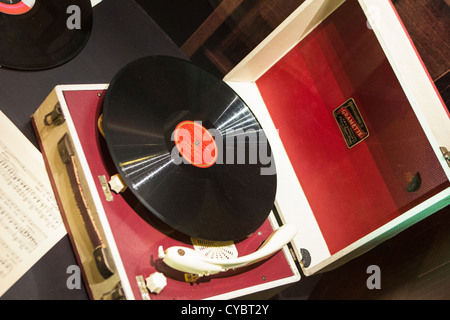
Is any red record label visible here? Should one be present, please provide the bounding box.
[173,120,218,168]
[0,0,35,15]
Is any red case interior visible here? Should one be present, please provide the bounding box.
[256,0,449,254]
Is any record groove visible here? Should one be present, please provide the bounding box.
[103,56,277,241]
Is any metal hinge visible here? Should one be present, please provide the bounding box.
[440,147,450,168]
[136,275,151,300]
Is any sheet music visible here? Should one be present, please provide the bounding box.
[0,111,66,297]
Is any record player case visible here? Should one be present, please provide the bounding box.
[31,0,450,299]
[32,84,299,300]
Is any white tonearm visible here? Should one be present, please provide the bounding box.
[158,224,297,276]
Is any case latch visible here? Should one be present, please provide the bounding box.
[440,147,450,168]
[101,282,125,300]
[44,102,65,126]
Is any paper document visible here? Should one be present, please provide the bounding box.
[0,111,66,297]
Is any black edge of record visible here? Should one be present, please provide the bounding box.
[0,0,93,70]
[102,55,277,241]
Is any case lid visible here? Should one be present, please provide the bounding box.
[226,0,450,274]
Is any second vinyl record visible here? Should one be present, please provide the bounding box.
[0,0,93,70]
[103,56,277,241]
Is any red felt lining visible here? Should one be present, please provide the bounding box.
[256,1,449,254]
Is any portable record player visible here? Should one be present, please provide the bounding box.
[31,0,449,300]
[31,81,300,300]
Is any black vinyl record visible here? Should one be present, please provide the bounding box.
[103,56,277,241]
[0,0,93,70]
